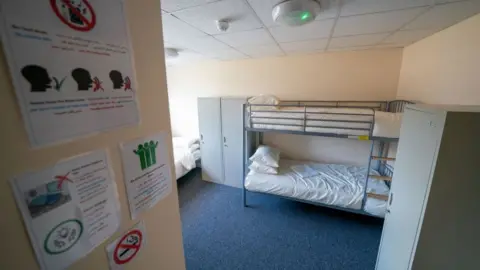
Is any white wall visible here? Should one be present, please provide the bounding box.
[167,49,403,164]
[397,13,480,105]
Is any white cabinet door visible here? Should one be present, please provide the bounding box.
[198,98,224,184]
[376,109,445,270]
[221,98,246,188]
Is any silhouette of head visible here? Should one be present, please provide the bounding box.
[71,68,93,91]
[21,65,52,92]
[109,70,124,89]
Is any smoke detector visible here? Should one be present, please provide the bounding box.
[165,48,179,59]
[272,0,321,27]
[216,19,230,32]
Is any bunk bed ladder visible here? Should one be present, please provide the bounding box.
[362,140,376,209]
[242,104,247,207]
[303,106,307,132]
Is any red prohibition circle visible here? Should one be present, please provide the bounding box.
[50,0,96,32]
[113,230,143,265]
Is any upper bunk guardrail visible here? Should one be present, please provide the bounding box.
[245,101,385,139]
[244,100,412,141]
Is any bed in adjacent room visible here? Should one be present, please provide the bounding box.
[172,137,200,180]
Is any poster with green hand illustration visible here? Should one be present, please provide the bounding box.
[120,132,172,220]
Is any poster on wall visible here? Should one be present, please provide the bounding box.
[0,0,140,147]
[106,221,147,270]
[120,132,173,220]
[10,150,121,270]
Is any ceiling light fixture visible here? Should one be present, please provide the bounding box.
[272,0,321,27]
[165,48,179,59]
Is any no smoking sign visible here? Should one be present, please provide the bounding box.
[50,0,96,32]
[107,222,147,269]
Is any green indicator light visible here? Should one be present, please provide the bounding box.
[300,12,311,21]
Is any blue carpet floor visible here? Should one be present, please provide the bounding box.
[178,169,383,270]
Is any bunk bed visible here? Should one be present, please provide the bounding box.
[242,100,411,218]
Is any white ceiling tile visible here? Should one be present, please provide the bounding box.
[382,29,437,45]
[334,7,427,36]
[327,45,376,52]
[269,19,334,43]
[166,51,211,66]
[203,48,248,60]
[162,14,207,43]
[214,29,276,47]
[246,0,283,27]
[285,50,325,56]
[374,44,405,49]
[245,0,280,27]
[434,0,466,3]
[280,39,328,53]
[168,36,231,54]
[329,33,389,48]
[161,0,221,13]
[340,0,433,17]
[403,0,480,30]
[237,44,284,57]
[247,0,339,27]
[314,0,341,21]
[173,0,263,35]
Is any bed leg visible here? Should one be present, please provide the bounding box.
[243,188,247,207]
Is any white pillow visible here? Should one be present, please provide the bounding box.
[249,161,278,175]
[249,145,280,167]
[247,95,280,106]
[189,143,200,153]
[373,112,403,138]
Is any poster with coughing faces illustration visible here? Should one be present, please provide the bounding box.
[0,0,140,147]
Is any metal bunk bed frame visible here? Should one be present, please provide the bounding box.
[241,100,412,218]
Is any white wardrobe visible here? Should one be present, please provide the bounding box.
[376,104,480,270]
[198,97,246,188]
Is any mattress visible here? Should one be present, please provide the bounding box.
[245,159,390,216]
[248,107,401,138]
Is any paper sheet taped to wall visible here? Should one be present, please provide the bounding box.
[120,132,173,220]
[0,0,140,147]
[10,150,121,270]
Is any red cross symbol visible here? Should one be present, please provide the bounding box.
[124,76,132,91]
[55,172,72,189]
[93,77,104,92]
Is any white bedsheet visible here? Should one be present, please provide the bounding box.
[245,159,389,216]
[173,137,199,180]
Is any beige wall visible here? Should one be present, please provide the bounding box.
[167,49,402,164]
[0,1,185,270]
[167,48,403,137]
[397,14,480,105]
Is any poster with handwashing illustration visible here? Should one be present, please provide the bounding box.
[0,0,139,147]
[10,150,121,270]
[120,132,173,220]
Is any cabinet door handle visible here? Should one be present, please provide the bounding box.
[223,137,227,143]
[389,193,394,206]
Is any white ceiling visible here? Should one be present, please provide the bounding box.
[161,0,480,65]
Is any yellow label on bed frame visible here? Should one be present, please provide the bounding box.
[358,135,370,141]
